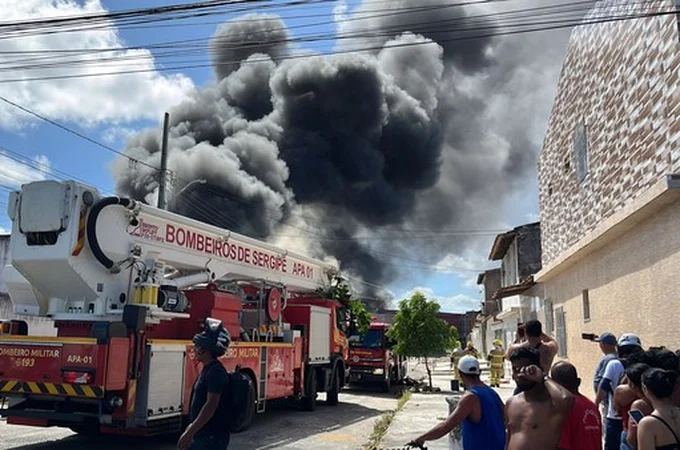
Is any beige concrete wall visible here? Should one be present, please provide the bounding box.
[544,199,680,398]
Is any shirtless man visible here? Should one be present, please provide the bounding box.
[506,347,574,450]
[506,320,559,395]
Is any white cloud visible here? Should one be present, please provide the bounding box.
[102,126,135,145]
[333,0,348,28]
[394,286,481,313]
[434,252,487,273]
[0,0,195,130]
[431,250,497,289]
[0,152,50,187]
[0,226,9,234]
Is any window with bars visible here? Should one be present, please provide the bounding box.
[582,289,591,322]
[555,307,567,357]
[573,121,589,183]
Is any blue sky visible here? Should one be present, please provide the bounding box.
[0,0,541,313]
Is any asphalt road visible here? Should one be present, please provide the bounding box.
[0,387,399,450]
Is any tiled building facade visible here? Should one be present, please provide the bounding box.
[539,0,680,265]
[536,0,680,396]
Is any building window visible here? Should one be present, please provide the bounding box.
[582,289,591,322]
[544,298,554,335]
[555,306,567,357]
[573,121,589,183]
[501,240,518,287]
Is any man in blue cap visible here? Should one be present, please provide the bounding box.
[595,333,643,450]
[593,332,618,394]
[178,318,231,450]
[592,331,617,437]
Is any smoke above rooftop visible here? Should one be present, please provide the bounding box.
[111,1,574,310]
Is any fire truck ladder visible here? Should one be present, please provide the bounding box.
[257,346,267,413]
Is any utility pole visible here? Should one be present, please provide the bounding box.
[158,112,170,210]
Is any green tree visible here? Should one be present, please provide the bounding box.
[387,291,460,389]
[317,282,371,335]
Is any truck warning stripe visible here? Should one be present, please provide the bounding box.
[0,380,18,393]
[0,380,103,398]
[71,204,88,256]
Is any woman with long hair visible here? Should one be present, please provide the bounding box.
[637,368,680,450]
[624,363,654,449]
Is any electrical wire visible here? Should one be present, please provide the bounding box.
[0,0,501,38]
[0,2,603,72]
[0,2,672,84]
[0,0,273,32]
[0,144,112,193]
[0,0,602,63]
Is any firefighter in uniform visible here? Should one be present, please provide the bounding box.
[463,341,479,358]
[450,342,465,380]
[487,339,505,388]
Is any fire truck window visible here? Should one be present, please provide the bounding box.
[349,329,383,348]
[336,308,347,332]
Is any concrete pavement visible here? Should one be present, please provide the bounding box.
[381,359,514,449]
[0,387,398,450]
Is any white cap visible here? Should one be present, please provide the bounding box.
[618,333,642,348]
[457,355,481,375]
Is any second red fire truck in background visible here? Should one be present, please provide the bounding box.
[347,321,407,392]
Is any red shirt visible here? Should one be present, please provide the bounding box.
[621,400,632,431]
[558,393,602,450]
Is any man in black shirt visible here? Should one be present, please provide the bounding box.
[178,318,231,450]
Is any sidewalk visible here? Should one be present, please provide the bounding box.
[380,360,514,449]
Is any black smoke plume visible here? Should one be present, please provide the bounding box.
[112,2,575,311]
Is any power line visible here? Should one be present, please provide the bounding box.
[0,3,671,84]
[4,0,473,44]
[0,1,601,73]
[0,0,331,42]
[0,96,123,154]
[0,0,598,61]
[29,0,503,36]
[0,145,116,194]
[0,0,499,39]
[0,0,272,32]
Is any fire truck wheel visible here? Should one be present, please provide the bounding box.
[301,368,317,411]
[326,368,340,406]
[231,377,256,433]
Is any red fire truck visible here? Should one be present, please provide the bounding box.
[348,322,407,392]
[0,179,351,435]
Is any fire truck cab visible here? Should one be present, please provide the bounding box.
[347,322,407,392]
